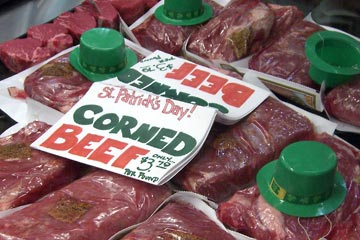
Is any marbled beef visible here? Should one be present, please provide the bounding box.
[187,0,275,62]
[54,11,96,41]
[0,170,172,240]
[173,97,315,202]
[27,23,73,55]
[249,20,324,90]
[216,133,360,240]
[132,15,199,56]
[122,200,236,240]
[0,38,52,73]
[265,4,304,47]
[0,121,83,211]
[23,53,92,113]
[75,0,119,29]
[324,77,360,127]
[131,0,222,56]
[110,0,145,25]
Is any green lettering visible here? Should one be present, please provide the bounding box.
[162,132,196,156]
[209,103,229,114]
[147,128,176,149]
[130,74,154,89]
[129,124,160,143]
[73,104,103,125]
[110,115,138,137]
[94,113,119,130]
[117,68,141,84]
[143,81,171,95]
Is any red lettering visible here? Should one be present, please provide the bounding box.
[199,75,228,95]
[222,83,254,107]
[40,124,82,150]
[69,133,104,157]
[88,138,128,164]
[182,69,209,88]
[165,62,196,80]
[112,146,150,169]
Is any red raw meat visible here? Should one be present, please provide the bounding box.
[110,0,145,25]
[54,11,96,41]
[75,0,119,29]
[249,20,324,90]
[143,0,159,11]
[0,121,84,211]
[324,77,360,127]
[187,0,275,62]
[265,4,304,47]
[0,170,172,240]
[122,200,236,240]
[24,53,92,113]
[0,38,52,73]
[173,97,314,202]
[132,15,198,55]
[27,23,73,55]
[216,133,360,240]
[328,212,360,239]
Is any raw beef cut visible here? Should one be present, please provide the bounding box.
[216,133,360,240]
[54,11,97,41]
[121,200,236,240]
[0,170,172,240]
[132,15,199,55]
[173,97,315,202]
[143,0,159,11]
[313,133,360,221]
[24,53,92,113]
[0,38,52,73]
[327,211,360,240]
[249,20,324,90]
[265,4,304,47]
[0,121,84,211]
[187,0,275,62]
[27,23,73,55]
[324,77,360,127]
[110,0,145,25]
[131,0,223,56]
[74,0,119,29]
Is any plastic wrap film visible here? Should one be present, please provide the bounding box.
[0,169,172,240]
[216,132,360,240]
[0,121,84,211]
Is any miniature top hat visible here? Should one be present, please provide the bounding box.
[256,141,346,218]
[305,30,360,88]
[154,0,213,26]
[70,28,138,82]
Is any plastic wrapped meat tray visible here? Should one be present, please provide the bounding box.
[131,0,223,56]
[121,200,237,240]
[0,121,84,211]
[324,77,360,127]
[173,97,315,202]
[249,19,324,90]
[23,53,92,113]
[0,169,172,240]
[187,0,275,62]
[216,132,360,240]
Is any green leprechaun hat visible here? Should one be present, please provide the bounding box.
[256,141,346,218]
[305,30,360,88]
[70,28,138,82]
[154,0,213,26]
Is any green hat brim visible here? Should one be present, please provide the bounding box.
[154,3,213,26]
[69,47,138,82]
[256,160,347,218]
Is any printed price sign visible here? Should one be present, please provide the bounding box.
[31,82,217,185]
[117,50,270,124]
